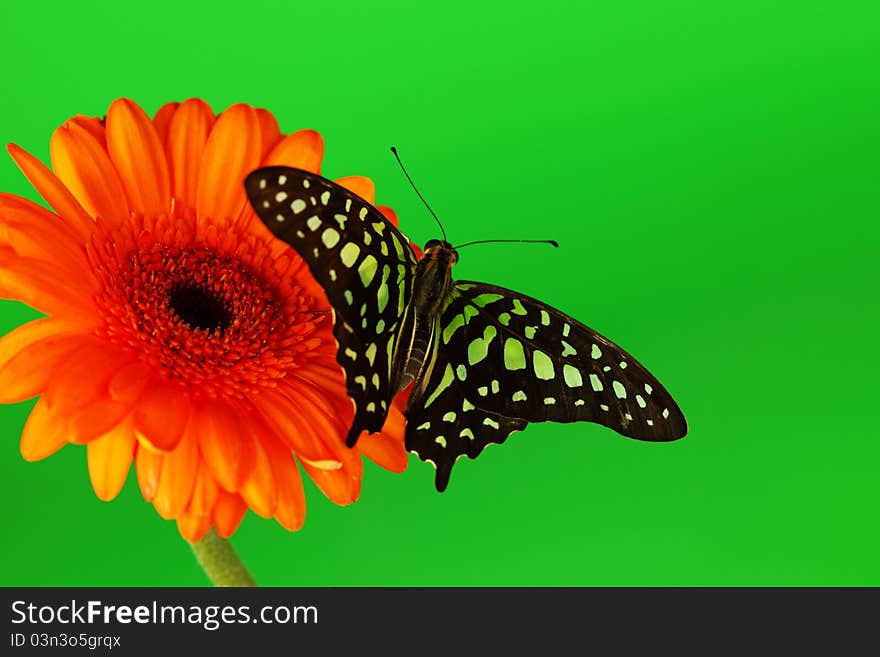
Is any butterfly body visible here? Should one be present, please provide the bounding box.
[245,166,687,491]
[388,240,458,403]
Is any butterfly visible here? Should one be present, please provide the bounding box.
[244,165,687,491]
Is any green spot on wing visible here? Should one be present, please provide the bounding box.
[471,293,504,308]
[424,363,455,408]
[358,254,378,287]
[467,325,497,365]
[532,349,555,380]
[563,364,583,387]
[442,305,478,344]
[503,338,526,370]
[340,242,360,267]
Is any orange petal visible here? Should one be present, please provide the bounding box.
[152,431,198,519]
[239,417,278,518]
[166,99,215,214]
[0,193,90,274]
[50,121,130,228]
[275,381,362,472]
[135,441,163,502]
[107,360,153,403]
[189,460,220,516]
[6,144,95,240]
[300,458,361,506]
[43,343,129,414]
[252,388,338,463]
[177,511,212,542]
[20,397,68,461]
[132,380,191,451]
[261,436,306,531]
[152,102,180,144]
[0,332,92,404]
[106,98,171,216]
[197,103,261,225]
[0,255,96,323]
[68,115,107,148]
[356,404,409,473]
[376,205,399,227]
[334,176,375,204]
[0,317,74,372]
[192,399,256,493]
[87,415,136,501]
[263,129,323,173]
[212,490,247,538]
[67,398,132,444]
[256,108,281,160]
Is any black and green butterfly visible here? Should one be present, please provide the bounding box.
[244,165,687,491]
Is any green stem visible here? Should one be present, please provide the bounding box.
[189,529,257,587]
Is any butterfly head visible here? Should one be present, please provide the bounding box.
[423,239,458,264]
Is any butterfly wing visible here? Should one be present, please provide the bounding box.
[405,281,687,490]
[245,166,418,445]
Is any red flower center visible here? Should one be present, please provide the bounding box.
[91,215,328,400]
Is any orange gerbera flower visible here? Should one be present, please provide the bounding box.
[0,98,408,541]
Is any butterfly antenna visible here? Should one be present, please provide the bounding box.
[453,238,560,250]
[390,146,447,242]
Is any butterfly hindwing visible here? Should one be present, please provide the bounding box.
[405,281,687,489]
[245,166,418,444]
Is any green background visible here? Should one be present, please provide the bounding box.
[1,1,877,586]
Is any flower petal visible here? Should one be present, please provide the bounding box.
[300,458,361,506]
[356,404,409,473]
[68,115,107,148]
[132,380,191,451]
[0,193,91,275]
[376,205,399,227]
[189,460,220,517]
[0,332,92,404]
[263,129,323,173]
[106,98,171,216]
[177,511,212,542]
[239,417,278,518]
[256,108,281,160]
[43,343,130,414]
[166,99,215,214]
[6,144,95,240]
[152,102,180,144]
[0,317,73,372]
[152,432,198,519]
[87,416,136,501]
[192,399,256,493]
[334,176,375,204]
[212,490,247,538]
[68,398,133,444]
[197,104,261,225]
[20,397,68,461]
[135,441,163,502]
[252,388,339,463]
[261,435,306,531]
[275,380,363,472]
[0,255,97,323]
[107,360,154,403]
[50,121,130,228]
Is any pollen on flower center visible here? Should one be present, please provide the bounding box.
[90,214,328,399]
[168,283,232,333]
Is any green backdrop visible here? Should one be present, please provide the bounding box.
[1,1,877,586]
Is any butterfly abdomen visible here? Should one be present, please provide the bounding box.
[389,241,458,393]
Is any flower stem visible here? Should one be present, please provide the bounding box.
[189,529,257,587]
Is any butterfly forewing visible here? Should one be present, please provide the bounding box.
[245,166,418,444]
[405,281,687,489]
